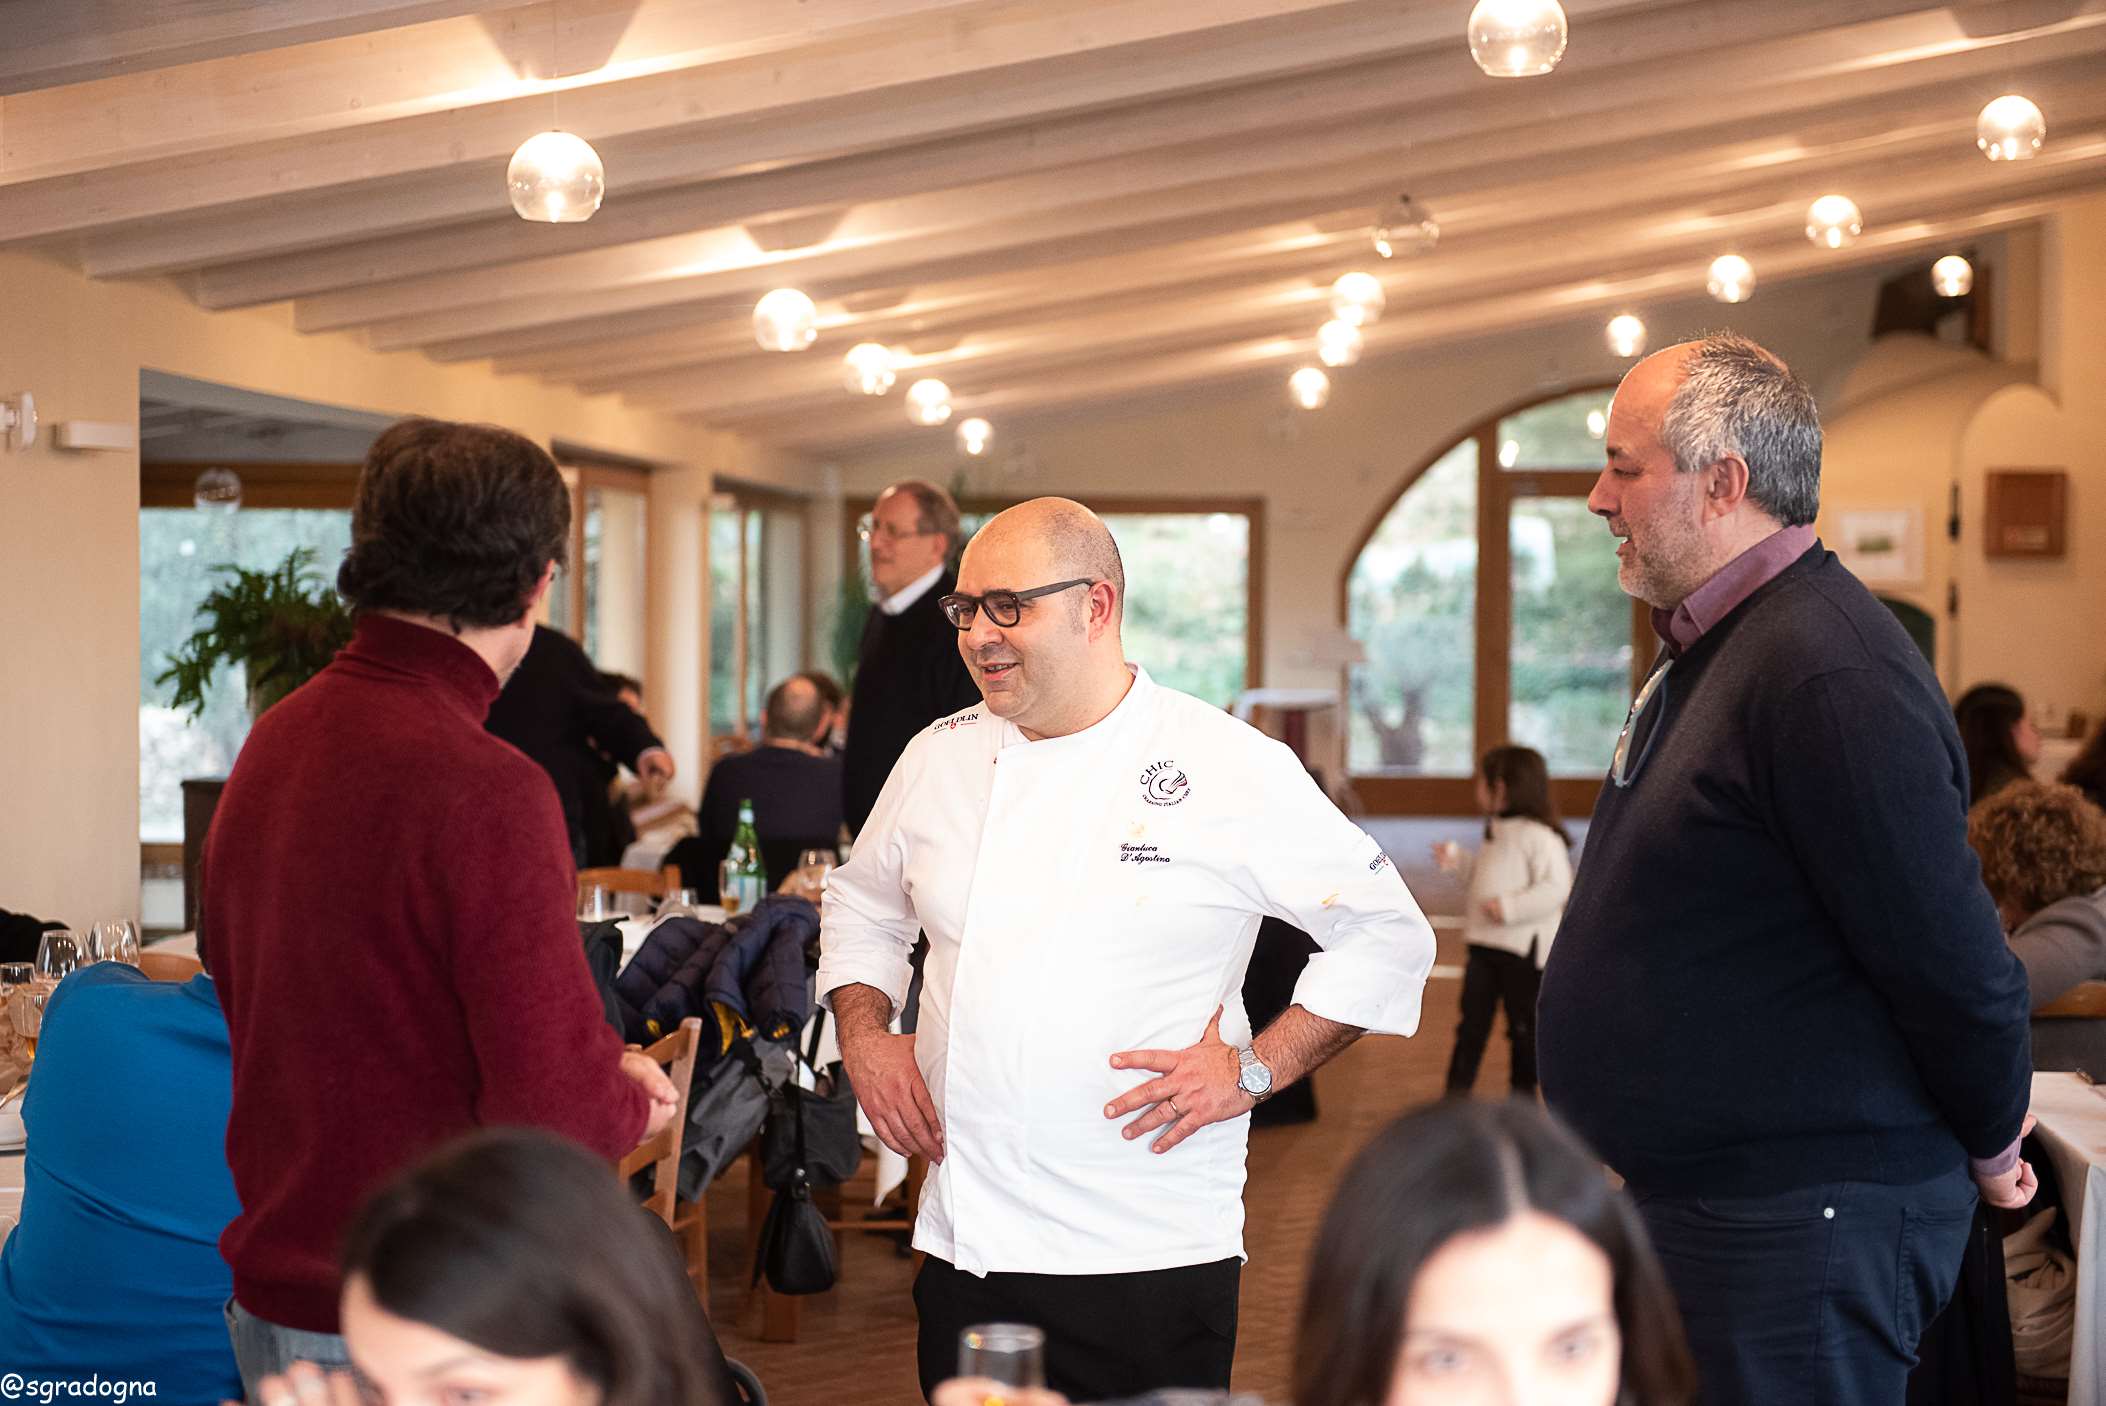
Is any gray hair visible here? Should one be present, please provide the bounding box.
[1657,332,1822,526]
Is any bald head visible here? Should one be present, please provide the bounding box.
[967,498,1125,619]
[762,674,827,742]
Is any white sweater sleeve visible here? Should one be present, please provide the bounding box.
[1496,823,1574,927]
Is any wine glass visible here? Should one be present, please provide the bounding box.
[958,1323,1046,1390]
[90,920,142,967]
[34,931,82,984]
[657,888,705,921]
[577,885,614,923]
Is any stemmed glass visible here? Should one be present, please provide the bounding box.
[656,888,705,921]
[33,931,82,984]
[88,920,142,966]
[797,848,835,899]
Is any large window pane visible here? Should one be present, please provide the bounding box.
[708,502,744,734]
[583,485,647,678]
[1102,512,1248,707]
[140,508,353,842]
[1509,497,1633,775]
[1348,440,1478,775]
[1497,389,1613,470]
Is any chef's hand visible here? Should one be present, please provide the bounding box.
[840,1024,945,1163]
[1976,1114,2040,1209]
[1105,1005,1251,1155]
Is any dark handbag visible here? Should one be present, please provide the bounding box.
[751,1046,838,1295]
[762,1012,864,1188]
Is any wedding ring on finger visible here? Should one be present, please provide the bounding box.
[1166,1096,1183,1118]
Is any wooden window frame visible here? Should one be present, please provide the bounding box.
[140,461,361,510]
[1337,385,1647,817]
[842,494,1266,692]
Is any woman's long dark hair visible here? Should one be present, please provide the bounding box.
[1293,1100,1695,1406]
[1482,744,1572,847]
[1955,683,2032,805]
[341,1129,732,1406]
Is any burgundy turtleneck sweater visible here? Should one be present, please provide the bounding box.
[202,613,647,1332]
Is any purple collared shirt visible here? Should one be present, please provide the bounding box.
[1649,522,2023,1182]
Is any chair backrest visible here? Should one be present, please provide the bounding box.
[617,1016,704,1227]
[578,864,683,908]
[137,949,204,983]
[2037,982,2106,1019]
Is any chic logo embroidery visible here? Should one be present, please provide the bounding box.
[930,711,982,734]
[1140,759,1191,807]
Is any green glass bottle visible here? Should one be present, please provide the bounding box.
[725,799,766,915]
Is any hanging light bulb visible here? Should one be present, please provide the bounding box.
[507,131,605,223]
[905,379,953,426]
[1498,439,1521,468]
[1288,368,1332,411]
[1932,255,1975,298]
[193,465,243,514]
[1605,314,1647,359]
[842,342,898,395]
[1805,195,1863,250]
[1977,95,2046,162]
[1706,254,1756,304]
[1467,0,1569,77]
[1372,193,1440,258]
[752,289,818,352]
[1317,318,1365,368]
[1330,272,1387,327]
[1585,408,1608,440]
[956,417,994,457]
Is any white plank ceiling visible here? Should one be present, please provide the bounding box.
[5,1,2103,455]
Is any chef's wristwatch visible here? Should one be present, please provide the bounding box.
[1235,1044,1275,1103]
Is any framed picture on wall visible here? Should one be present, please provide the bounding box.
[1833,506,1924,585]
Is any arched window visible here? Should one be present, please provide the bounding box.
[1345,387,1645,814]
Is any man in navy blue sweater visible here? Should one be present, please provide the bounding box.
[1538,333,2035,1406]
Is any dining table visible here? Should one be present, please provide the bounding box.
[2029,1070,2106,1405]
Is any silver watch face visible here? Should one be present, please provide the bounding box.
[1239,1052,1273,1095]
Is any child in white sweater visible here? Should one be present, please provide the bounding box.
[1432,745,1574,1096]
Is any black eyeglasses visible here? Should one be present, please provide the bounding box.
[938,579,1093,629]
[1610,654,1673,789]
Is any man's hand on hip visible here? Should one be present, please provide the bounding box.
[620,1048,681,1140]
[1105,1005,1251,1155]
[841,1024,945,1163]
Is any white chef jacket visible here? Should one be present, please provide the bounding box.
[816,666,1435,1277]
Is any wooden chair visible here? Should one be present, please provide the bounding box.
[618,1016,705,1235]
[2036,981,2106,1018]
[578,864,683,913]
[137,949,204,982]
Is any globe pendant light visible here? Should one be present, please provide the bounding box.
[1289,367,1332,410]
[843,342,899,395]
[1977,96,2045,162]
[1706,254,1756,304]
[1585,408,1608,440]
[507,131,605,223]
[1805,195,1863,250]
[193,465,243,514]
[956,417,993,457]
[1330,271,1387,327]
[753,289,818,352]
[1605,314,1647,359]
[1317,318,1365,368]
[1931,255,1975,298]
[1468,0,1569,78]
[1372,193,1440,258]
[905,379,953,426]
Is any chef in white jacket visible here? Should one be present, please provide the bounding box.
[817,498,1436,1403]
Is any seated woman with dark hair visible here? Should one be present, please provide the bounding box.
[250,1129,737,1406]
[1954,683,2041,806]
[1969,780,2106,1075]
[940,1099,1695,1406]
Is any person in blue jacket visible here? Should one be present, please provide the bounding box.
[0,957,241,1401]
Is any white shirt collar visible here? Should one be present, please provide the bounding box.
[876,563,945,616]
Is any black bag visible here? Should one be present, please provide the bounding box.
[761,1012,864,1188]
[751,1042,838,1295]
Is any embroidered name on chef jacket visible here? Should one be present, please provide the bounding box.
[1118,843,1172,865]
[1139,759,1190,806]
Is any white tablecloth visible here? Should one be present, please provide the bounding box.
[2030,1071,2106,1403]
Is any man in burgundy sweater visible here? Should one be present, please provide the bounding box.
[203,418,680,1385]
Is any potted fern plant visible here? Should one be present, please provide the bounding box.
[158,546,355,721]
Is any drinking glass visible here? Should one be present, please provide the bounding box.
[34,931,82,983]
[89,920,142,966]
[0,964,30,991]
[577,885,615,922]
[16,990,49,1066]
[958,1323,1046,1389]
[718,860,747,917]
[657,888,705,920]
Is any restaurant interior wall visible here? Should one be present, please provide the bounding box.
[837,263,1906,702]
[0,249,815,929]
[1823,193,2106,726]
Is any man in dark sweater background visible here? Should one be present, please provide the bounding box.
[203,419,682,1386]
[667,672,843,888]
[843,479,980,836]
[1537,333,2035,1406]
